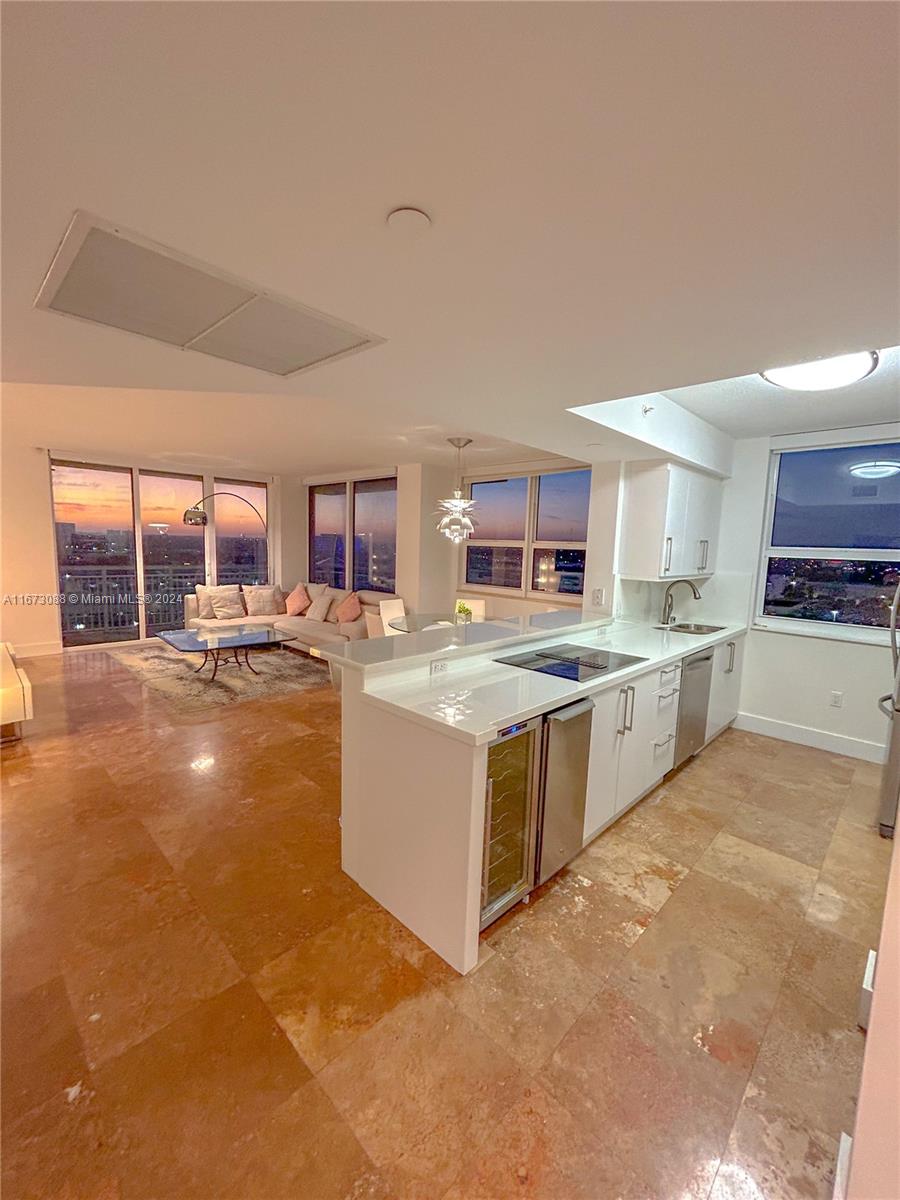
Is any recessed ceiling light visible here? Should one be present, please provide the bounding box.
[849,460,900,479]
[386,207,432,233]
[760,350,879,391]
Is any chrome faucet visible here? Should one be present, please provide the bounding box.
[661,579,701,625]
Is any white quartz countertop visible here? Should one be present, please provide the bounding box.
[360,620,748,745]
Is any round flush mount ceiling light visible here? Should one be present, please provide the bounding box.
[848,460,900,479]
[386,207,432,234]
[760,350,879,391]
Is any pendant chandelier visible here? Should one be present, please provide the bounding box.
[436,437,478,544]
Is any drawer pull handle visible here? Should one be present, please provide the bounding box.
[653,733,676,749]
[658,688,680,700]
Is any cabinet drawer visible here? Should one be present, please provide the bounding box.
[651,686,680,732]
[656,663,681,690]
[649,725,677,780]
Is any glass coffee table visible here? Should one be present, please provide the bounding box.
[156,626,296,681]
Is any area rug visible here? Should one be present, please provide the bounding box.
[107,641,331,711]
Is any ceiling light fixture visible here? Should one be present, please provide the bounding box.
[760,350,879,391]
[849,460,900,479]
[436,438,477,544]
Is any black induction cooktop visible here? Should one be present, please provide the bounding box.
[496,642,647,680]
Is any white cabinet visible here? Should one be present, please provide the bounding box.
[583,663,682,841]
[618,461,723,581]
[706,634,744,743]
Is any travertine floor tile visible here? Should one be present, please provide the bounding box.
[0,977,87,1125]
[573,830,689,910]
[709,1080,838,1200]
[318,988,526,1198]
[749,985,866,1141]
[696,831,818,915]
[784,923,870,1025]
[725,799,834,868]
[607,787,725,866]
[541,982,741,1200]
[253,906,431,1071]
[96,981,311,1198]
[442,930,598,1069]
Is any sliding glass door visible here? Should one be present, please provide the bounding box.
[51,462,140,646]
[139,472,205,635]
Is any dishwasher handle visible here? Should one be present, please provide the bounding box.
[547,699,595,722]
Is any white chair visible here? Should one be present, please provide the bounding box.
[457,597,487,622]
[379,598,406,637]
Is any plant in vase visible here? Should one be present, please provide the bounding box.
[454,601,472,624]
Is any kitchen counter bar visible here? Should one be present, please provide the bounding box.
[354,619,749,745]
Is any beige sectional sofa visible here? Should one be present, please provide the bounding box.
[183,583,400,652]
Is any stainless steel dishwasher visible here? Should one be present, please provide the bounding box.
[674,648,714,768]
[480,697,594,928]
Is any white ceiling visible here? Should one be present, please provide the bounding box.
[659,346,900,439]
[2,2,898,476]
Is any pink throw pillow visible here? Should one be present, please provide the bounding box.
[334,592,362,623]
[285,583,311,616]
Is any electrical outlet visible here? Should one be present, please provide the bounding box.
[592,587,605,607]
[430,659,449,678]
[830,690,843,708]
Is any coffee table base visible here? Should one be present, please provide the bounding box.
[195,645,261,681]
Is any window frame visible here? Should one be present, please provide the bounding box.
[211,476,270,588]
[459,467,590,603]
[754,440,899,644]
[49,454,275,650]
[307,475,398,593]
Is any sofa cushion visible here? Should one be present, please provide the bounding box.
[322,587,350,623]
[195,584,216,620]
[357,589,398,608]
[306,582,327,600]
[284,582,311,616]
[305,594,331,622]
[274,618,348,648]
[243,585,279,617]
[334,592,361,623]
[209,586,245,620]
[339,617,367,641]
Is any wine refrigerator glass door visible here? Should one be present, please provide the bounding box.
[480,718,542,929]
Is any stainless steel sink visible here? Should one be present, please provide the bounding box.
[655,622,725,634]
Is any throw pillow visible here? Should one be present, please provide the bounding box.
[243,585,278,617]
[334,592,362,623]
[209,585,245,620]
[323,587,350,623]
[284,582,310,616]
[195,584,215,620]
[305,594,332,622]
[273,586,287,615]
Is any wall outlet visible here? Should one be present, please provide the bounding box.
[592,587,606,607]
[830,690,844,708]
[430,659,449,678]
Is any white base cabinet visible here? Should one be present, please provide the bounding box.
[706,634,744,742]
[618,460,723,581]
[583,661,682,840]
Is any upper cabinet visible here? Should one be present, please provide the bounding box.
[618,461,724,581]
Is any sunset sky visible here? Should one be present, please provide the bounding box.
[51,465,267,538]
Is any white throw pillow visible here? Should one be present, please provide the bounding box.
[243,585,278,617]
[209,585,245,620]
[195,585,216,620]
[305,594,332,622]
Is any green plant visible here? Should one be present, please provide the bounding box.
[455,600,472,620]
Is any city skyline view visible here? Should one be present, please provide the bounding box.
[51,464,268,538]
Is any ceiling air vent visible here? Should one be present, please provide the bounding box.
[34,212,383,377]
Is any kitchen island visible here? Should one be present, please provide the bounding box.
[320,613,747,974]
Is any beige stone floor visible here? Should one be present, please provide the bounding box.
[1,647,892,1200]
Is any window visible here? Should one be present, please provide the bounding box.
[463,468,591,597]
[309,483,347,587]
[760,441,900,630]
[352,478,397,592]
[214,479,268,586]
[139,472,205,634]
[51,462,140,646]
